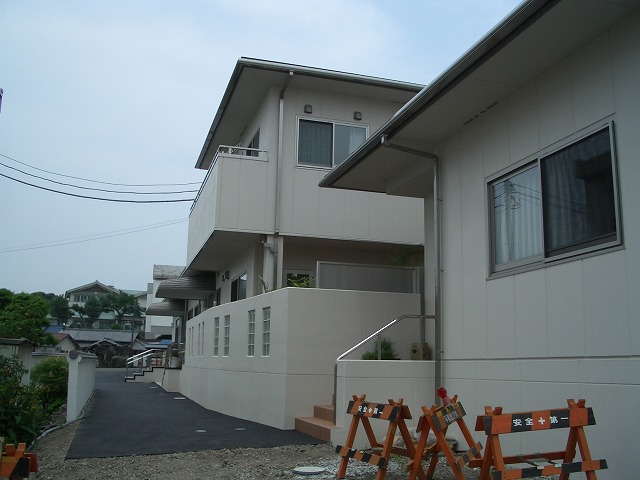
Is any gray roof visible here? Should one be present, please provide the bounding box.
[320,0,640,194]
[66,329,135,345]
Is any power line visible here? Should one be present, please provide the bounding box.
[0,161,199,195]
[0,171,195,203]
[0,218,188,253]
[0,152,202,187]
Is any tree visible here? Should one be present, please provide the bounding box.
[31,357,68,413]
[48,295,71,325]
[0,292,55,345]
[0,288,13,311]
[71,295,104,328]
[102,291,144,325]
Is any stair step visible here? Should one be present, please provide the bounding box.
[295,416,336,443]
[314,404,334,422]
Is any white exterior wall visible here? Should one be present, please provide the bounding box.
[179,288,421,430]
[187,86,424,266]
[278,87,423,243]
[218,248,259,304]
[435,13,640,478]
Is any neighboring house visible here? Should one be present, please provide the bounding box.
[32,332,79,369]
[34,332,79,355]
[65,280,146,330]
[65,329,137,350]
[144,264,184,340]
[321,0,639,477]
[151,58,429,434]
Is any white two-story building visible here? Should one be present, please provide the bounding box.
[150,58,434,440]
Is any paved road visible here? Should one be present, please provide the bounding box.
[67,369,321,459]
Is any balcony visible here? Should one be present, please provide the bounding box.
[187,146,272,270]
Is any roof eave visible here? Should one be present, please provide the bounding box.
[195,57,424,170]
[320,0,557,189]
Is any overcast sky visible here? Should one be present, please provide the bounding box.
[0,0,521,296]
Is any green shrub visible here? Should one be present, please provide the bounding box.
[361,337,399,360]
[0,355,46,445]
[31,357,69,414]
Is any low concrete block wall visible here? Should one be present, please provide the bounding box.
[67,350,98,422]
[332,359,435,448]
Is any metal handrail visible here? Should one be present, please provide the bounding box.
[125,349,164,379]
[333,314,436,423]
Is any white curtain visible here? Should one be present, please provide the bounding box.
[334,124,366,166]
[493,166,542,266]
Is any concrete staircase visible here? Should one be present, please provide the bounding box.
[295,404,337,442]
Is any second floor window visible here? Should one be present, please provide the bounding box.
[231,273,247,302]
[298,119,366,168]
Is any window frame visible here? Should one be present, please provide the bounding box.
[487,120,622,276]
[247,310,255,357]
[262,307,271,357]
[223,315,230,357]
[231,272,247,302]
[213,317,219,357]
[296,117,367,168]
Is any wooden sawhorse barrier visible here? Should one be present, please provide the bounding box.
[468,399,607,479]
[0,438,38,479]
[335,394,425,480]
[406,394,483,480]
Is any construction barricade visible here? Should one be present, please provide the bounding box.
[469,398,607,479]
[406,389,483,480]
[335,394,424,480]
[0,439,38,479]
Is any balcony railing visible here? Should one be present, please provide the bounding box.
[192,145,268,211]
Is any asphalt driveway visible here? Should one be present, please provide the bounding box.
[66,369,321,459]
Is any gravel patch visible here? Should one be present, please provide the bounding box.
[31,420,557,480]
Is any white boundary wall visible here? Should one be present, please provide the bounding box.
[180,287,422,430]
[66,350,98,422]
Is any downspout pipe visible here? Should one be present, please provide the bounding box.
[433,156,443,405]
[381,137,443,405]
[271,70,293,289]
[275,71,293,235]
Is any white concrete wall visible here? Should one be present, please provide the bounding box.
[432,12,640,479]
[66,351,98,422]
[179,288,421,429]
[332,360,435,449]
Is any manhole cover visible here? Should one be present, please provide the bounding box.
[293,466,326,475]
